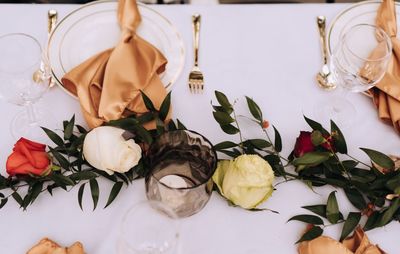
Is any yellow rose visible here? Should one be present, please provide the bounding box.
[212,154,275,209]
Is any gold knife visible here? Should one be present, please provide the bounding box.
[47,10,58,88]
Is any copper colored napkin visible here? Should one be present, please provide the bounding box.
[27,238,85,254]
[62,0,168,129]
[298,227,386,254]
[368,0,400,133]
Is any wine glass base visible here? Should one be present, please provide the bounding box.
[315,96,357,129]
[10,109,55,142]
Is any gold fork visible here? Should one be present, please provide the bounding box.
[188,14,204,94]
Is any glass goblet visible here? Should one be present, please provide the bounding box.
[317,24,392,127]
[0,33,51,140]
[118,200,180,254]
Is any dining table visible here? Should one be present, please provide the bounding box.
[0,1,399,253]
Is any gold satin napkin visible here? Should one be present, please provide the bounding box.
[368,0,400,133]
[27,238,85,254]
[298,227,386,254]
[62,0,168,129]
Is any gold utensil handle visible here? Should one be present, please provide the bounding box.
[48,10,58,34]
[317,16,328,65]
[192,14,201,67]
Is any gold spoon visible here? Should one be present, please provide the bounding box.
[316,16,336,90]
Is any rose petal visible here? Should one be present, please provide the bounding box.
[11,162,45,176]
[18,138,46,151]
[31,151,50,169]
[6,152,29,174]
[13,142,36,167]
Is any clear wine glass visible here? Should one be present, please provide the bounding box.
[316,24,392,127]
[0,33,51,140]
[118,200,180,254]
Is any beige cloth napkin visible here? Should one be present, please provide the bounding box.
[27,238,85,254]
[368,0,400,133]
[62,0,168,129]
[298,227,386,254]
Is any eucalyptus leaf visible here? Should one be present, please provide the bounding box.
[214,141,238,150]
[64,115,75,140]
[140,90,156,111]
[360,148,394,170]
[90,179,99,210]
[292,152,332,166]
[288,214,324,225]
[272,126,282,152]
[42,127,64,146]
[159,92,171,121]
[104,182,124,208]
[213,111,234,125]
[296,226,323,244]
[344,187,367,210]
[326,191,340,224]
[246,96,263,122]
[340,212,361,241]
[220,124,239,135]
[78,183,85,211]
[331,120,347,154]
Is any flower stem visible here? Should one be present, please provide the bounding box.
[232,103,244,154]
[346,154,371,168]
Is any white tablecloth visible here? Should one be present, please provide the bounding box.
[0,3,399,253]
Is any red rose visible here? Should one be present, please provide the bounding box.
[294,131,315,157]
[6,138,50,176]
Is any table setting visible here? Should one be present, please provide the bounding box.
[0,0,399,253]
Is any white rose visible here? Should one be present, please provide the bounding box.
[83,126,142,175]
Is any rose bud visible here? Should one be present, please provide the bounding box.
[293,131,315,157]
[6,138,51,176]
[83,126,142,175]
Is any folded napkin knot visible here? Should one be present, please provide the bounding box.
[62,0,169,129]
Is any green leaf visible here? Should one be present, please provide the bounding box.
[376,198,400,227]
[296,226,323,244]
[64,115,75,140]
[0,198,8,209]
[302,205,327,218]
[159,92,171,121]
[104,182,123,208]
[89,179,99,210]
[49,148,70,169]
[22,193,32,210]
[311,131,324,146]
[247,139,271,149]
[12,192,23,207]
[107,118,139,130]
[220,124,239,135]
[214,141,237,150]
[331,120,347,154]
[364,211,380,231]
[360,148,394,170]
[140,90,156,111]
[69,171,98,181]
[41,127,64,146]
[246,96,263,122]
[29,182,43,204]
[215,91,232,111]
[213,105,233,114]
[344,187,367,210]
[292,152,332,166]
[340,212,361,241]
[304,116,329,135]
[78,183,85,211]
[134,125,153,144]
[273,126,282,152]
[137,112,155,125]
[327,191,340,224]
[51,173,75,187]
[213,111,234,125]
[76,125,87,134]
[288,214,324,225]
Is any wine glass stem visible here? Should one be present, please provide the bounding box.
[25,103,37,126]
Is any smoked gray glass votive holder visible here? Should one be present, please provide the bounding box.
[145,130,217,218]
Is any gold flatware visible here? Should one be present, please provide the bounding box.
[47,10,58,88]
[316,16,336,90]
[188,13,204,94]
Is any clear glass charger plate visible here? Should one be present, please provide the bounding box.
[47,0,185,98]
[327,0,400,56]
